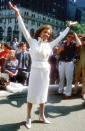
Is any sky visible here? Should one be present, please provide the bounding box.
[74,0,85,7]
[70,0,85,7]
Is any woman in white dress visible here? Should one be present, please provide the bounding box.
[8,1,78,129]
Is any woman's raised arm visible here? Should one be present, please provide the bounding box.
[8,1,35,47]
[49,21,78,48]
[8,1,19,16]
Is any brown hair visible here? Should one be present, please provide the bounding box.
[4,43,11,50]
[10,49,16,54]
[34,25,52,42]
[20,42,27,47]
[81,36,85,42]
[67,31,74,35]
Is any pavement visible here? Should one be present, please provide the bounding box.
[0,84,85,131]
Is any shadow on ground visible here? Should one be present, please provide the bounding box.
[0,121,25,131]
[0,93,27,108]
[35,94,85,118]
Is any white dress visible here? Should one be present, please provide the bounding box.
[17,15,70,104]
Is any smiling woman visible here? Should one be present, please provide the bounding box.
[34,24,52,41]
[8,1,78,129]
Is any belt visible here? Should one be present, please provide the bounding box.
[18,68,28,71]
[32,61,49,69]
[61,60,72,62]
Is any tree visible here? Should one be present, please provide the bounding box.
[66,21,85,34]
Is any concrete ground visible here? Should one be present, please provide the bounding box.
[0,85,85,131]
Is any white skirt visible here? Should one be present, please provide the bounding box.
[27,67,50,104]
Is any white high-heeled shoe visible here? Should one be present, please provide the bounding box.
[39,116,51,124]
[26,118,31,129]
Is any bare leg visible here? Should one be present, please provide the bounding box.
[73,81,79,94]
[26,102,32,129]
[39,103,50,124]
[73,66,81,94]
[27,102,32,118]
[40,103,44,117]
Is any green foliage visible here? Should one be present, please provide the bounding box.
[66,21,85,35]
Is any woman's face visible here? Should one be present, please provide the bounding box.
[40,29,51,41]
[67,35,74,42]
[10,51,15,59]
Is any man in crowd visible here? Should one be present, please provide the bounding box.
[11,37,19,50]
[16,42,31,86]
[56,32,81,99]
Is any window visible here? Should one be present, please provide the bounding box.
[52,8,56,13]
[14,25,18,30]
[31,20,35,25]
[8,18,11,24]
[13,30,19,40]
[38,15,41,19]
[32,14,35,18]
[37,22,40,26]
[7,27,12,42]
[0,27,3,40]
[43,17,46,21]
[48,18,50,22]
[0,18,3,23]
[24,12,26,16]
[15,18,18,23]
[27,12,29,16]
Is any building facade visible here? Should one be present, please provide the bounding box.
[0,0,68,21]
[0,0,66,43]
[67,0,77,21]
[0,8,65,42]
[75,8,85,24]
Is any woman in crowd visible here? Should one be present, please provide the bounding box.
[74,36,85,99]
[4,50,18,82]
[49,46,59,84]
[0,43,10,73]
[8,1,78,129]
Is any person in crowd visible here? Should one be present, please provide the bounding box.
[73,36,85,100]
[0,43,2,52]
[4,50,18,82]
[10,37,19,50]
[0,43,11,73]
[0,77,10,90]
[16,42,31,86]
[16,43,22,54]
[49,46,59,84]
[8,1,78,129]
[0,43,5,52]
[56,32,82,99]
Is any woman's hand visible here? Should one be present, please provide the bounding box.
[68,21,78,27]
[73,32,82,46]
[8,1,19,16]
[73,32,77,37]
[8,71,17,77]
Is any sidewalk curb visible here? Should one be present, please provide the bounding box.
[0,85,58,99]
[0,84,82,99]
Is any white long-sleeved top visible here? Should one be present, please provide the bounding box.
[17,15,70,69]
